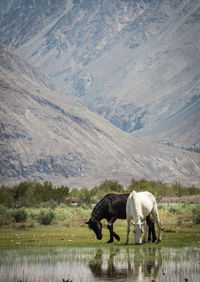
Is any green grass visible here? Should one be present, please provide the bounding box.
[0,223,199,250]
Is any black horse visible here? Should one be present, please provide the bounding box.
[85,193,156,243]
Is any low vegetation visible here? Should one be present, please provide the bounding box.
[192,206,200,224]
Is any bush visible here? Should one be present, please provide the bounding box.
[79,188,91,205]
[37,209,55,225]
[0,205,14,225]
[12,209,27,222]
[98,179,124,193]
[192,207,200,224]
[0,186,15,207]
[169,206,178,215]
[90,179,124,200]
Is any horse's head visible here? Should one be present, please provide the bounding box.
[134,224,144,245]
[85,218,102,240]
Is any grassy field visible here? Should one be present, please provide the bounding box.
[0,203,200,250]
[0,223,200,250]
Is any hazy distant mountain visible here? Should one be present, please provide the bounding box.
[0,0,198,152]
[1,44,200,187]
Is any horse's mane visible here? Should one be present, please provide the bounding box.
[131,190,141,224]
[92,194,110,220]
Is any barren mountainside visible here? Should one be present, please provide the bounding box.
[1,0,198,151]
[0,44,200,187]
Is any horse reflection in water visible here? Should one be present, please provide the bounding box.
[89,248,161,281]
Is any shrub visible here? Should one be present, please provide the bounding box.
[0,186,15,207]
[0,205,14,225]
[99,179,124,193]
[169,206,178,215]
[90,179,124,200]
[79,188,91,205]
[192,207,200,224]
[12,209,27,222]
[37,209,55,225]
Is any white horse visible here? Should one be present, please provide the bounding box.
[125,190,162,245]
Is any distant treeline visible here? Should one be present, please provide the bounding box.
[127,178,200,200]
[0,178,199,208]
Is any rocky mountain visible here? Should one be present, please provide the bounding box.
[0,0,198,152]
[1,44,200,187]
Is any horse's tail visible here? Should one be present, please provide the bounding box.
[126,196,131,218]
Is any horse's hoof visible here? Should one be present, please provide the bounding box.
[115,235,120,241]
[156,239,161,244]
[107,240,113,243]
[147,240,151,244]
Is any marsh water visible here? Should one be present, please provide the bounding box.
[0,246,199,282]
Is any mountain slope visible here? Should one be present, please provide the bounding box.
[0,0,70,49]
[1,44,200,187]
[136,95,200,152]
[4,0,197,152]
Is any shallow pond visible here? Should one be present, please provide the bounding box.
[0,246,199,282]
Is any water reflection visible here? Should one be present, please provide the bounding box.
[89,248,161,281]
[89,248,124,279]
[0,247,199,281]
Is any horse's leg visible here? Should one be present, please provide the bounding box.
[151,220,157,243]
[146,215,157,242]
[146,215,152,243]
[107,217,119,243]
[125,217,131,245]
[152,206,162,243]
[142,222,148,244]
